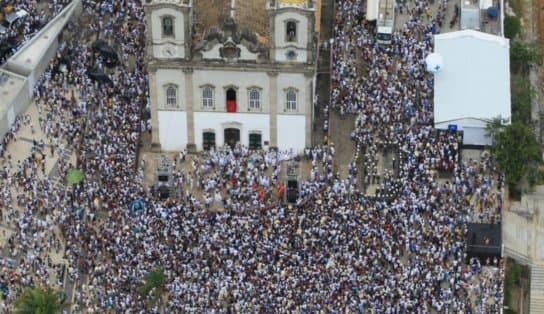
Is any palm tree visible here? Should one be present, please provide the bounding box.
[14,287,69,314]
[137,266,165,307]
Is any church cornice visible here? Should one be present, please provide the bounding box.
[143,0,191,10]
[147,60,315,73]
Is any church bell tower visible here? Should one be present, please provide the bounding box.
[143,0,193,60]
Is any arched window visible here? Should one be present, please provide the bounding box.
[202,86,214,108]
[166,85,177,107]
[162,16,174,37]
[286,21,297,42]
[286,88,297,111]
[248,88,261,109]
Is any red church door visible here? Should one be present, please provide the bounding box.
[226,88,236,113]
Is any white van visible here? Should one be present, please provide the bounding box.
[2,9,28,28]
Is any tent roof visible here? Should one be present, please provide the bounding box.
[433,30,511,126]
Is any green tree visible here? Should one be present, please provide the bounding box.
[14,287,69,314]
[491,123,542,186]
[485,116,506,140]
[137,266,165,307]
[504,15,521,40]
[510,40,543,74]
[510,74,534,124]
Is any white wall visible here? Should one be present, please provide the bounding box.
[276,72,307,115]
[193,112,270,150]
[503,191,544,265]
[503,211,531,260]
[158,111,187,151]
[154,69,308,115]
[155,68,186,110]
[274,11,309,63]
[151,8,185,59]
[192,69,271,113]
[277,114,306,152]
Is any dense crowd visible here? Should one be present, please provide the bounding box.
[0,0,505,312]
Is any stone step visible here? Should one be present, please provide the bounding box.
[531,266,544,289]
[530,265,544,313]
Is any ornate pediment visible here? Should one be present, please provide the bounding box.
[193,16,268,62]
[219,41,241,59]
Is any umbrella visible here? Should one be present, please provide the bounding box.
[87,67,112,84]
[130,199,145,216]
[92,39,119,67]
[66,169,84,184]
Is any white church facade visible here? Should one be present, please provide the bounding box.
[144,0,318,153]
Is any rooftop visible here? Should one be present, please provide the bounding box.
[193,0,270,42]
[433,30,511,125]
[193,0,230,42]
[236,0,269,41]
[0,69,26,115]
[192,0,320,44]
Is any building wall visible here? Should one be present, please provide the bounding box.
[273,11,310,63]
[152,66,311,151]
[277,114,306,152]
[155,68,186,110]
[193,112,270,150]
[435,118,490,146]
[150,7,186,59]
[276,72,307,115]
[158,110,187,151]
[30,36,61,90]
[0,74,31,141]
[192,69,272,113]
[503,211,531,262]
[503,190,544,265]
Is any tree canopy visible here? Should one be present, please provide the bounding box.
[510,75,534,124]
[510,40,543,74]
[504,15,521,40]
[490,123,542,185]
[14,287,68,314]
[137,266,165,306]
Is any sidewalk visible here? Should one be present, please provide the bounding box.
[3,102,59,177]
[0,100,71,296]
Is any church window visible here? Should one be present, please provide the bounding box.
[286,21,297,42]
[162,16,174,37]
[166,85,177,107]
[202,86,215,108]
[248,88,261,110]
[286,88,297,111]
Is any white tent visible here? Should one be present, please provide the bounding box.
[433,30,511,146]
[425,53,443,73]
